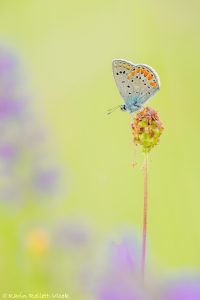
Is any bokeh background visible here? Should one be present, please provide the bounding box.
[0,0,199,298]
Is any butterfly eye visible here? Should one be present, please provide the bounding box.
[120,105,126,112]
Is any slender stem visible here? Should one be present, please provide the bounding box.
[141,154,148,278]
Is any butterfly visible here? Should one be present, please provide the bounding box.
[109,59,160,114]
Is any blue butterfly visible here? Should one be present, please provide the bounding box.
[109,59,160,114]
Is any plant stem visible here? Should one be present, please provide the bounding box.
[141,154,148,278]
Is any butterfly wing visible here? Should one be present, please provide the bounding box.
[127,64,160,106]
[112,59,136,103]
[112,59,160,109]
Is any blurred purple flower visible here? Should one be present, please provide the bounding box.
[97,277,144,300]
[163,277,200,300]
[33,168,60,194]
[94,234,149,300]
[0,96,24,118]
[0,46,63,203]
[0,48,17,73]
[0,143,17,160]
[55,220,90,249]
[109,236,139,273]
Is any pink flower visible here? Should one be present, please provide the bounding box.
[131,107,164,153]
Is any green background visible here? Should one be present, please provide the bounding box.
[0,0,199,295]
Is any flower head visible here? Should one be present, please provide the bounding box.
[131,107,164,153]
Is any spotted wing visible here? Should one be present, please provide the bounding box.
[112,59,136,103]
[126,64,160,105]
[112,59,160,105]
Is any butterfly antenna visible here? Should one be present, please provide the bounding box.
[107,105,121,115]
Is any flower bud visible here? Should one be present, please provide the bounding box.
[131,107,164,153]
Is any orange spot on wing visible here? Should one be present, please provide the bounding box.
[127,70,136,79]
[144,70,149,77]
[150,81,157,87]
[122,64,131,70]
[124,64,132,70]
[147,74,153,80]
[136,68,141,73]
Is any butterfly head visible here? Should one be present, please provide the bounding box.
[120,105,127,112]
[107,103,141,115]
